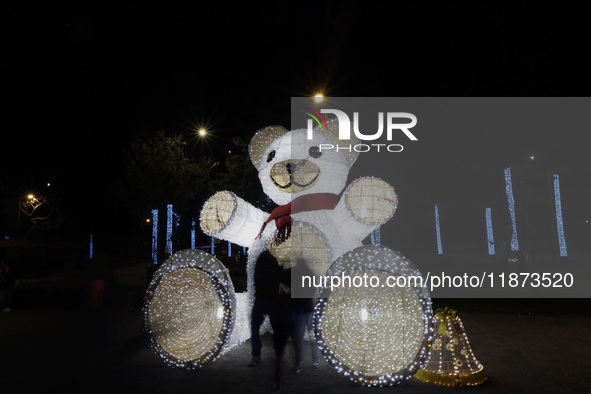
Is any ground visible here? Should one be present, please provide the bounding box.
[1,308,590,393]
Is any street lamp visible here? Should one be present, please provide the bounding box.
[314,94,324,102]
[198,129,207,137]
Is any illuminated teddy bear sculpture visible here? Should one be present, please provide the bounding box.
[198,120,433,386]
[200,119,397,299]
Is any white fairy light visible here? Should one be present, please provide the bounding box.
[360,307,368,321]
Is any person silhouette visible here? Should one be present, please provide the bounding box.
[248,251,282,367]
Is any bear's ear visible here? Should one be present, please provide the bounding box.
[318,118,360,166]
[249,125,288,169]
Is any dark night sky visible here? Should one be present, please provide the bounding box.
[3,2,591,249]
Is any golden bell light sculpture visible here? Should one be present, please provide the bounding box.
[414,308,487,386]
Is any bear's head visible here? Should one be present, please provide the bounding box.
[248,119,360,206]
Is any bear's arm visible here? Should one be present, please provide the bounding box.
[200,191,269,247]
[333,177,397,241]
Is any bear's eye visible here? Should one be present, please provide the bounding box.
[266,150,276,163]
[308,146,322,159]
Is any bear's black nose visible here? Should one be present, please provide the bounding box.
[286,162,296,175]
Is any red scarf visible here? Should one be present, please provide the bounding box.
[257,193,338,245]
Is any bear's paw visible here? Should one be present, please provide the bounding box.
[345,177,397,225]
[200,191,238,234]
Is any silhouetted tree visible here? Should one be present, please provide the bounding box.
[122,131,217,215]
[215,136,271,211]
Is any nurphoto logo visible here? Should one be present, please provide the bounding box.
[304,108,418,153]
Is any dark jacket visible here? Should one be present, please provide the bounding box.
[254,251,282,300]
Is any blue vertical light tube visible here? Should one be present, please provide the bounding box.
[191,218,196,249]
[504,168,520,251]
[370,227,381,245]
[435,204,443,254]
[89,234,93,259]
[553,174,568,256]
[166,204,173,255]
[211,236,215,255]
[228,241,232,257]
[173,212,180,254]
[486,208,495,255]
[151,209,158,264]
